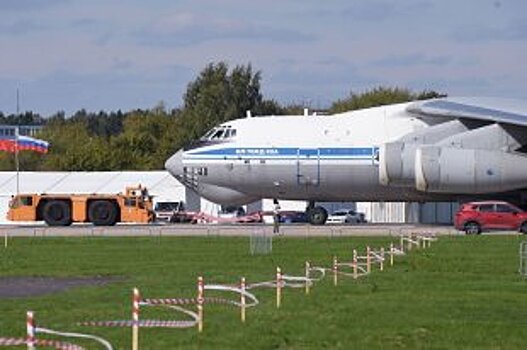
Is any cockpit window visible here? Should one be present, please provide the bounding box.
[202,128,216,140]
[211,129,224,140]
[200,126,237,141]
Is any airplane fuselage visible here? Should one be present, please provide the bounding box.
[166,103,455,206]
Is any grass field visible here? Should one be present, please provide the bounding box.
[1,235,526,349]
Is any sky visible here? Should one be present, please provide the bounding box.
[0,0,526,116]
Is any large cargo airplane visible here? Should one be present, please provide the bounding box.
[165,97,527,225]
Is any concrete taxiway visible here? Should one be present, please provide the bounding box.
[0,223,461,238]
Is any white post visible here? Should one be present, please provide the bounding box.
[332,256,338,286]
[353,249,358,279]
[198,277,204,332]
[366,246,371,273]
[305,261,310,294]
[132,288,140,350]
[240,277,246,323]
[380,247,385,271]
[26,311,35,350]
[390,243,394,266]
[276,267,282,309]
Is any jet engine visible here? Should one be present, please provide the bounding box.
[380,120,527,194]
[415,146,527,193]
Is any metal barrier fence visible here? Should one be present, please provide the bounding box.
[249,228,272,255]
[520,241,527,276]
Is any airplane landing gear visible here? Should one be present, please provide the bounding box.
[306,202,328,225]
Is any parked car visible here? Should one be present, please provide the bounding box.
[279,211,308,224]
[326,209,366,224]
[154,201,184,221]
[154,201,194,223]
[454,201,527,234]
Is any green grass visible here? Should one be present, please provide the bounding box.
[1,235,526,349]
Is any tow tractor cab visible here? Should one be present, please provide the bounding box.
[7,185,154,226]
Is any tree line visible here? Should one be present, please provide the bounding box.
[0,62,445,171]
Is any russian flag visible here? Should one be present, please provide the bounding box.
[0,135,49,154]
[16,135,49,153]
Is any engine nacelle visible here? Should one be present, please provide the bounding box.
[379,120,475,187]
[415,146,527,193]
[379,142,418,187]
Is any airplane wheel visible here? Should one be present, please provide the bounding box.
[42,200,72,226]
[88,200,118,226]
[308,206,328,225]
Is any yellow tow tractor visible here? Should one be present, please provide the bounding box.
[7,185,155,226]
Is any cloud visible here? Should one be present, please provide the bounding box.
[453,18,527,42]
[266,59,380,105]
[0,0,68,12]
[133,12,315,47]
[372,53,452,68]
[0,19,49,36]
[0,64,194,115]
[309,1,435,22]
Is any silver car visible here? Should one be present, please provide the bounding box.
[326,209,366,224]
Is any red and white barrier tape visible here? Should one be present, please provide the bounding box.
[0,337,84,350]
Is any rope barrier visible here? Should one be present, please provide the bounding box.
[2,233,437,350]
[0,311,112,350]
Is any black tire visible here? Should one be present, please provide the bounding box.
[464,221,481,235]
[308,206,328,225]
[88,200,118,226]
[42,200,72,226]
[520,222,527,234]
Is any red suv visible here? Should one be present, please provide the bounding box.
[454,201,527,234]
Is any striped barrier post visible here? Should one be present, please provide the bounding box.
[366,246,371,273]
[197,276,204,332]
[26,311,35,350]
[132,288,140,350]
[305,261,310,294]
[240,277,246,323]
[390,243,394,266]
[380,247,385,271]
[332,256,338,286]
[276,267,282,309]
[352,250,358,279]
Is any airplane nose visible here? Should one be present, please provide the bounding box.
[165,149,184,178]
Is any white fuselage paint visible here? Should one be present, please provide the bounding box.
[167,102,452,206]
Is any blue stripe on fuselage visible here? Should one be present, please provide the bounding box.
[186,147,378,158]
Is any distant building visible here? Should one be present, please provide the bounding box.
[0,125,44,137]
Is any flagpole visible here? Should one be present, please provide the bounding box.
[15,89,20,197]
[15,127,19,196]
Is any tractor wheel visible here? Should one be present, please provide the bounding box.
[88,200,118,226]
[42,200,72,226]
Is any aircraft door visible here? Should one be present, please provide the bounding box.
[297,148,320,186]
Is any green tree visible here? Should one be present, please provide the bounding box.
[177,62,264,145]
[329,87,446,114]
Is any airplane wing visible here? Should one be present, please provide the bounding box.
[407,97,527,127]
